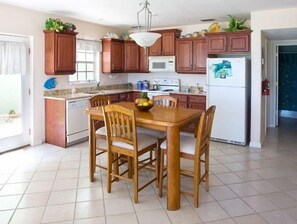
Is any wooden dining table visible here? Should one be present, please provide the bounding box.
[85,101,203,211]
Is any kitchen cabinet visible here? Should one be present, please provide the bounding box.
[102,38,124,73]
[124,41,139,72]
[109,94,119,103]
[118,93,127,101]
[176,38,207,74]
[44,30,78,75]
[149,29,181,56]
[206,30,252,54]
[45,99,66,147]
[139,47,149,72]
[170,94,188,108]
[188,95,206,110]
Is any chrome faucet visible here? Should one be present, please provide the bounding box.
[97,82,100,90]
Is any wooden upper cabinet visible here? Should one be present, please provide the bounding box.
[44,30,78,75]
[149,38,162,56]
[229,32,251,53]
[102,38,124,73]
[149,29,181,56]
[206,30,252,54]
[139,47,149,72]
[124,41,139,72]
[176,39,193,73]
[176,37,207,74]
[193,38,207,73]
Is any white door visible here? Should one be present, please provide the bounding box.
[0,35,30,153]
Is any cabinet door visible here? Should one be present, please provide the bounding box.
[109,94,119,103]
[111,41,124,72]
[118,93,127,102]
[188,95,206,110]
[170,94,188,108]
[207,35,228,54]
[162,32,176,55]
[229,33,250,53]
[124,41,139,72]
[56,33,76,73]
[127,92,134,102]
[176,40,193,73]
[193,38,207,74]
[133,91,141,101]
[149,37,162,56]
[139,47,149,72]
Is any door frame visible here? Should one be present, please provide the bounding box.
[268,40,297,127]
[0,34,31,153]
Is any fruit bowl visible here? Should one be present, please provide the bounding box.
[135,103,153,111]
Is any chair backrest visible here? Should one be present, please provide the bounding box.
[103,104,137,149]
[88,95,110,108]
[195,105,216,158]
[153,95,178,108]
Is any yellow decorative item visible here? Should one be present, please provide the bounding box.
[208,23,220,32]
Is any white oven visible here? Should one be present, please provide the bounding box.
[146,78,180,98]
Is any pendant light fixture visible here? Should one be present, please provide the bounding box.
[129,0,161,48]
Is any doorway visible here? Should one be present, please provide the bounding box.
[278,45,297,122]
[268,40,297,128]
[0,34,30,153]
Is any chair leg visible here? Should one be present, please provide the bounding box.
[134,157,138,203]
[193,160,200,208]
[154,148,159,187]
[128,157,133,178]
[158,150,165,197]
[107,151,113,193]
[205,151,210,192]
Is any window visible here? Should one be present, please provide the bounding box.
[69,39,101,83]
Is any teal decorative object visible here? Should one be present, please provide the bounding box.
[44,77,57,89]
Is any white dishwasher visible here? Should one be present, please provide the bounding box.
[66,98,89,145]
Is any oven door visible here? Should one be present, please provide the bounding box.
[147,91,170,99]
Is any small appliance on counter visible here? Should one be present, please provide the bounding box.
[142,80,150,90]
[137,80,150,90]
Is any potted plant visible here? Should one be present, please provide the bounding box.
[223,15,249,32]
[45,18,76,32]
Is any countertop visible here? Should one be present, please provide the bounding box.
[44,89,206,101]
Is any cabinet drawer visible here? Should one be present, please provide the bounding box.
[188,95,206,103]
[170,94,187,102]
[188,103,206,110]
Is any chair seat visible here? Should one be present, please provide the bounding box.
[113,133,157,151]
[137,127,166,139]
[160,135,195,155]
[96,138,108,150]
[96,126,106,136]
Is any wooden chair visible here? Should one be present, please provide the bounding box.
[103,104,159,203]
[153,95,178,107]
[158,105,216,207]
[88,95,110,171]
[137,95,178,180]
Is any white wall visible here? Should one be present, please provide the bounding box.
[250,7,297,147]
[0,3,125,146]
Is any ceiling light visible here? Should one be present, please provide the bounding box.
[129,0,161,48]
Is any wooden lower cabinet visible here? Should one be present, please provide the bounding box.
[45,99,66,148]
[171,94,206,133]
[170,94,188,108]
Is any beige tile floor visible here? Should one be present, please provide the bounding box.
[1,117,297,224]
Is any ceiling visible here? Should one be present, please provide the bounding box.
[1,0,297,30]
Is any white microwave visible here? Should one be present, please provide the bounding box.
[149,56,175,72]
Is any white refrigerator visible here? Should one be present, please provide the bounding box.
[206,57,250,145]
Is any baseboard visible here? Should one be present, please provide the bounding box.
[249,141,261,148]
